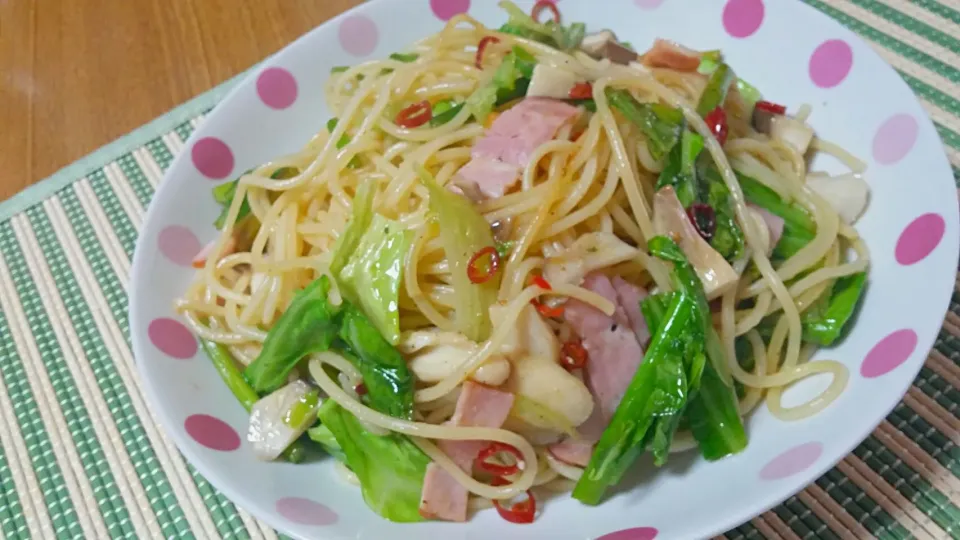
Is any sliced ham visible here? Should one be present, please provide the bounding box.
[455,99,581,200]
[550,273,648,464]
[419,381,515,522]
[653,186,739,299]
[748,203,785,254]
[612,276,650,347]
[640,39,702,72]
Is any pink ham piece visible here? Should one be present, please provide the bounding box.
[455,98,581,200]
[419,381,515,522]
[749,204,785,251]
[640,39,702,71]
[612,276,651,348]
[548,273,648,466]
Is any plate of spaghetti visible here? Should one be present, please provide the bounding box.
[129,1,958,538]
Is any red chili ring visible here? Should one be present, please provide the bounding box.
[560,340,588,371]
[396,100,433,129]
[476,36,501,69]
[569,82,593,100]
[530,275,552,291]
[531,0,561,24]
[704,106,729,146]
[475,442,524,477]
[490,477,537,524]
[754,100,787,115]
[531,299,564,319]
[467,246,501,284]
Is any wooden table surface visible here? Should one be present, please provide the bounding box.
[0,0,363,201]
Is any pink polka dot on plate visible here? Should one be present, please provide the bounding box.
[872,114,919,165]
[184,414,241,451]
[596,527,659,540]
[256,67,298,110]
[861,329,918,378]
[191,137,235,180]
[760,442,822,480]
[809,39,853,89]
[276,497,339,526]
[895,213,945,265]
[430,0,470,21]
[148,318,197,359]
[723,0,764,39]
[339,15,379,57]
[634,0,664,8]
[157,225,201,267]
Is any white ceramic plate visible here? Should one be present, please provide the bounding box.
[129,1,959,538]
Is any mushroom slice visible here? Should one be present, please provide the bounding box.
[527,64,579,99]
[652,186,739,299]
[247,380,319,461]
[770,115,814,154]
[806,174,870,224]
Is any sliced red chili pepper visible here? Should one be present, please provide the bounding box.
[530,275,552,291]
[490,477,537,524]
[395,101,433,129]
[568,82,593,100]
[531,0,560,24]
[754,100,787,115]
[476,36,501,69]
[531,300,564,318]
[475,442,524,477]
[560,340,588,371]
[354,383,368,396]
[467,246,500,284]
[704,106,729,146]
[686,203,717,242]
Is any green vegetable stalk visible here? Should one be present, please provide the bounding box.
[572,236,713,505]
[642,294,746,461]
[606,88,684,162]
[655,132,744,262]
[693,162,745,262]
[801,271,867,346]
[696,63,734,117]
[497,1,586,52]
[467,46,537,123]
[429,99,465,127]
[656,130,704,207]
[199,338,307,463]
[389,52,419,63]
[736,172,816,259]
[572,288,698,505]
[317,400,430,522]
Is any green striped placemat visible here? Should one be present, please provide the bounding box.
[0,0,957,538]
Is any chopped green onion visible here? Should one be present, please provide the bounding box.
[389,52,419,63]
